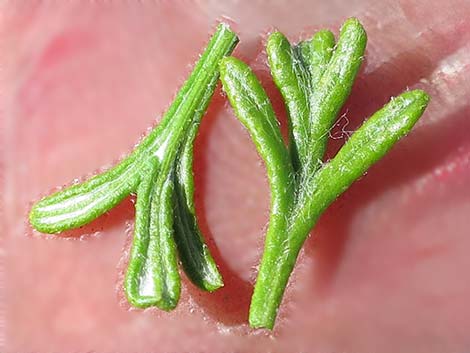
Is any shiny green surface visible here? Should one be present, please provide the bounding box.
[30,24,238,308]
[220,18,430,329]
[173,120,223,292]
[267,29,335,172]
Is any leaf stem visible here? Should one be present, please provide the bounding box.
[30,24,239,309]
[29,24,238,235]
[221,18,430,329]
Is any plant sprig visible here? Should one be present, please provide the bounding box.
[220,18,430,329]
[28,18,430,327]
[29,24,239,308]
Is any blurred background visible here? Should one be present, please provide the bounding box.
[2,1,470,352]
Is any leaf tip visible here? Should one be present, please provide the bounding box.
[341,17,367,44]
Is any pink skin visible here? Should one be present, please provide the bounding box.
[3,0,470,352]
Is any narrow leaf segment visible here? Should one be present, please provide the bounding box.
[30,24,239,308]
[220,18,430,329]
